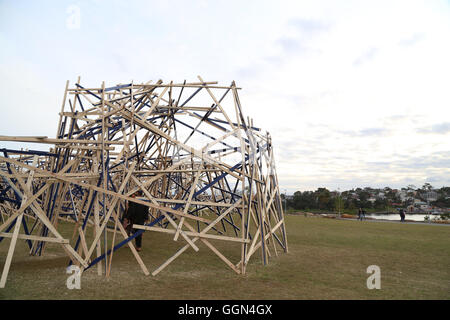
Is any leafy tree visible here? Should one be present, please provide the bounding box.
[422,183,433,191]
[432,196,450,208]
[345,198,356,210]
[374,198,387,209]
[316,188,331,210]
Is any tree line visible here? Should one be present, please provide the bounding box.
[282,184,450,212]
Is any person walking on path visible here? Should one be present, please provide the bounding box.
[358,208,363,221]
[122,191,149,251]
[399,208,406,222]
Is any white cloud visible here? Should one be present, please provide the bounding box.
[0,0,449,191]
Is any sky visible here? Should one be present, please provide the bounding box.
[0,0,449,193]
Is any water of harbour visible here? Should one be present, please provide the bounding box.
[364,213,440,222]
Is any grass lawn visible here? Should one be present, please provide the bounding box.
[0,214,449,300]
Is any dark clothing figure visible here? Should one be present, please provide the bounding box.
[123,198,148,250]
[358,208,365,221]
[126,200,148,225]
[399,209,405,222]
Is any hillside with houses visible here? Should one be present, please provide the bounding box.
[284,184,450,215]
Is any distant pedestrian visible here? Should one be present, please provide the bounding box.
[399,209,405,222]
[358,208,363,221]
[362,209,366,220]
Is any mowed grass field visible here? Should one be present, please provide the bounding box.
[0,214,449,300]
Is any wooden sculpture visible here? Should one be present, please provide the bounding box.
[0,76,288,288]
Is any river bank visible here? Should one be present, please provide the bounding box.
[288,211,450,225]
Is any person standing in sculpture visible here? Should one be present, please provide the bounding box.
[122,191,148,251]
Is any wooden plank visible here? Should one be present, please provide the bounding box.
[244,219,284,264]
[0,156,211,224]
[197,75,236,130]
[83,161,137,266]
[92,155,102,275]
[0,210,24,288]
[131,175,199,252]
[152,199,242,276]
[133,224,250,243]
[0,181,52,233]
[0,233,69,244]
[0,156,37,288]
[0,136,122,145]
[174,169,201,241]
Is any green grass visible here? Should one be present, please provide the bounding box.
[0,215,449,300]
